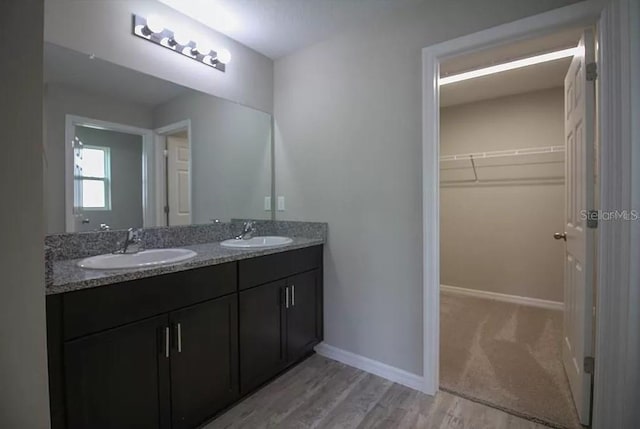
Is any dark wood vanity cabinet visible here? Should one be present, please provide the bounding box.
[286,269,322,362]
[47,245,323,429]
[239,279,288,393]
[64,314,172,429]
[170,295,238,429]
[62,294,238,429]
[238,272,322,393]
[238,246,323,394]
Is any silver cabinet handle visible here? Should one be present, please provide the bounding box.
[177,323,182,353]
[285,287,290,309]
[291,285,295,307]
[165,327,170,358]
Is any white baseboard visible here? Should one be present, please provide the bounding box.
[314,342,424,392]
[440,284,564,311]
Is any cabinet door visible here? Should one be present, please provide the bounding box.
[239,280,287,393]
[287,270,320,362]
[170,295,239,429]
[64,315,171,429]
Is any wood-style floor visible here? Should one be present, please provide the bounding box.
[205,354,552,429]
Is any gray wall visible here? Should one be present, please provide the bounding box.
[44,83,153,233]
[440,89,565,302]
[274,0,580,375]
[0,0,51,427]
[75,126,144,231]
[154,92,272,223]
[44,0,273,113]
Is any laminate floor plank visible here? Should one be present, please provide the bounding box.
[314,373,392,429]
[275,364,367,428]
[203,354,556,429]
[209,356,331,428]
[356,383,424,429]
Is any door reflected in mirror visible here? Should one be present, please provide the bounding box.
[164,130,191,226]
[44,42,273,233]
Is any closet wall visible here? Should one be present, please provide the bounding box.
[440,88,565,302]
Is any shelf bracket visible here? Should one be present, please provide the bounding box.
[469,155,479,182]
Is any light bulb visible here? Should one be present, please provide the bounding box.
[145,15,165,34]
[216,48,231,64]
[171,32,191,46]
[193,41,213,56]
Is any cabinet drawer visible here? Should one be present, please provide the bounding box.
[63,263,236,340]
[238,245,322,290]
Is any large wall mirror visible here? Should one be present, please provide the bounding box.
[44,42,273,233]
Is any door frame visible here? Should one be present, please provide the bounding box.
[421,0,638,426]
[592,0,640,427]
[154,120,192,226]
[65,114,155,232]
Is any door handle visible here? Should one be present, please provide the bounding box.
[554,232,567,241]
[291,285,295,307]
[176,323,182,353]
[285,286,290,309]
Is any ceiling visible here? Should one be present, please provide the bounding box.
[44,43,191,107]
[158,0,424,59]
[440,27,584,107]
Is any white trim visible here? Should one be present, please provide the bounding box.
[593,0,640,427]
[153,133,168,227]
[421,0,604,398]
[154,120,192,226]
[422,44,440,396]
[440,284,564,311]
[439,47,580,85]
[314,342,424,391]
[154,119,192,136]
[65,115,155,232]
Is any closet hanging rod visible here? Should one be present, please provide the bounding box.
[440,145,564,162]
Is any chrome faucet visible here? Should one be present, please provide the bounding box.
[235,221,256,240]
[115,228,144,254]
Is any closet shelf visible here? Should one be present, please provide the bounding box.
[439,145,565,184]
[439,145,564,162]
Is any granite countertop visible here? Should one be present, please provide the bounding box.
[48,237,324,295]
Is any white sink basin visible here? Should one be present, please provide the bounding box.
[220,236,293,249]
[78,249,197,270]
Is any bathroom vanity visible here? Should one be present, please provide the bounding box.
[41,34,328,428]
[45,230,324,429]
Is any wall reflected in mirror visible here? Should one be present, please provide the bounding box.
[44,42,273,233]
[72,125,144,232]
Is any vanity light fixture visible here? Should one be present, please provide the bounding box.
[143,15,165,35]
[216,48,232,64]
[192,40,213,56]
[171,32,191,47]
[132,14,230,72]
[439,46,580,85]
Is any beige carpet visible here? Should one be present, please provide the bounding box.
[440,293,581,429]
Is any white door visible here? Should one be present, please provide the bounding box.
[166,136,191,226]
[559,29,596,426]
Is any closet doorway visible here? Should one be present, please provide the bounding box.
[437,27,593,429]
